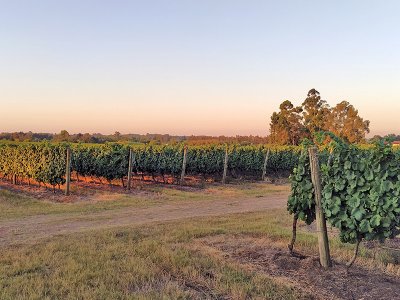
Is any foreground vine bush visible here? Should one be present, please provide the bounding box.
[323,142,400,244]
[288,134,400,262]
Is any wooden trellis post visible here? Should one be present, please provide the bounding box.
[65,147,71,196]
[180,146,188,185]
[261,149,270,181]
[308,146,331,269]
[222,147,229,184]
[127,148,133,190]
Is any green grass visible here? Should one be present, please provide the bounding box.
[0,182,288,220]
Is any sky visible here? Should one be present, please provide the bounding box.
[1,1,399,137]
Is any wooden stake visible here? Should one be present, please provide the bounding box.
[65,147,71,196]
[261,149,270,181]
[127,148,133,190]
[180,146,188,185]
[308,146,331,269]
[222,147,229,184]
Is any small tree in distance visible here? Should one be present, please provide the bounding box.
[54,130,70,142]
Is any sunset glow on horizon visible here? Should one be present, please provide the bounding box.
[1,1,399,137]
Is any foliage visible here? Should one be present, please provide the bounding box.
[0,130,271,144]
[288,135,400,245]
[322,141,400,243]
[132,144,183,176]
[71,143,129,181]
[270,89,370,145]
[325,101,370,143]
[269,100,305,145]
[0,142,66,186]
[0,142,302,185]
[287,149,315,224]
[301,89,330,136]
[71,144,301,180]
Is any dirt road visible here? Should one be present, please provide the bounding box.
[0,194,287,247]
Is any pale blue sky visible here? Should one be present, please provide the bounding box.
[1,1,399,136]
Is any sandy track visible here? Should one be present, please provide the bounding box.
[0,194,287,247]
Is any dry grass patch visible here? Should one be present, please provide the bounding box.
[193,234,400,300]
[1,207,398,299]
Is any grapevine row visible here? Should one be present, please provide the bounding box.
[0,142,300,186]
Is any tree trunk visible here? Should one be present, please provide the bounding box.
[288,215,298,254]
[347,239,361,268]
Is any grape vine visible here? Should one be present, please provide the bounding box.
[0,142,301,186]
[287,133,400,260]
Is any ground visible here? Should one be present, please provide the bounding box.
[0,180,399,299]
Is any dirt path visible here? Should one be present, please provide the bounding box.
[0,194,287,247]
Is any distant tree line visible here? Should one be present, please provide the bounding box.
[269,89,371,145]
[0,132,54,142]
[0,131,269,145]
[369,134,400,143]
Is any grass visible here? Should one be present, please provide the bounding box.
[0,189,156,220]
[1,209,307,300]
[1,205,398,299]
[0,182,289,220]
[1,183,398,299]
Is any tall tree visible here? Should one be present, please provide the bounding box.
[269,89,370,145]
[301,89,329,136]
[325,101,370,143]
[269,100,305,145]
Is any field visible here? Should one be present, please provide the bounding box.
[1,179,399,300]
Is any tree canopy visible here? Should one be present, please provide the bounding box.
[269,89,370,145]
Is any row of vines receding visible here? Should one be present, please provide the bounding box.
[0,142,300,186]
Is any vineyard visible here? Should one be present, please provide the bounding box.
[288,134,400,266]
[0,142,300,188]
